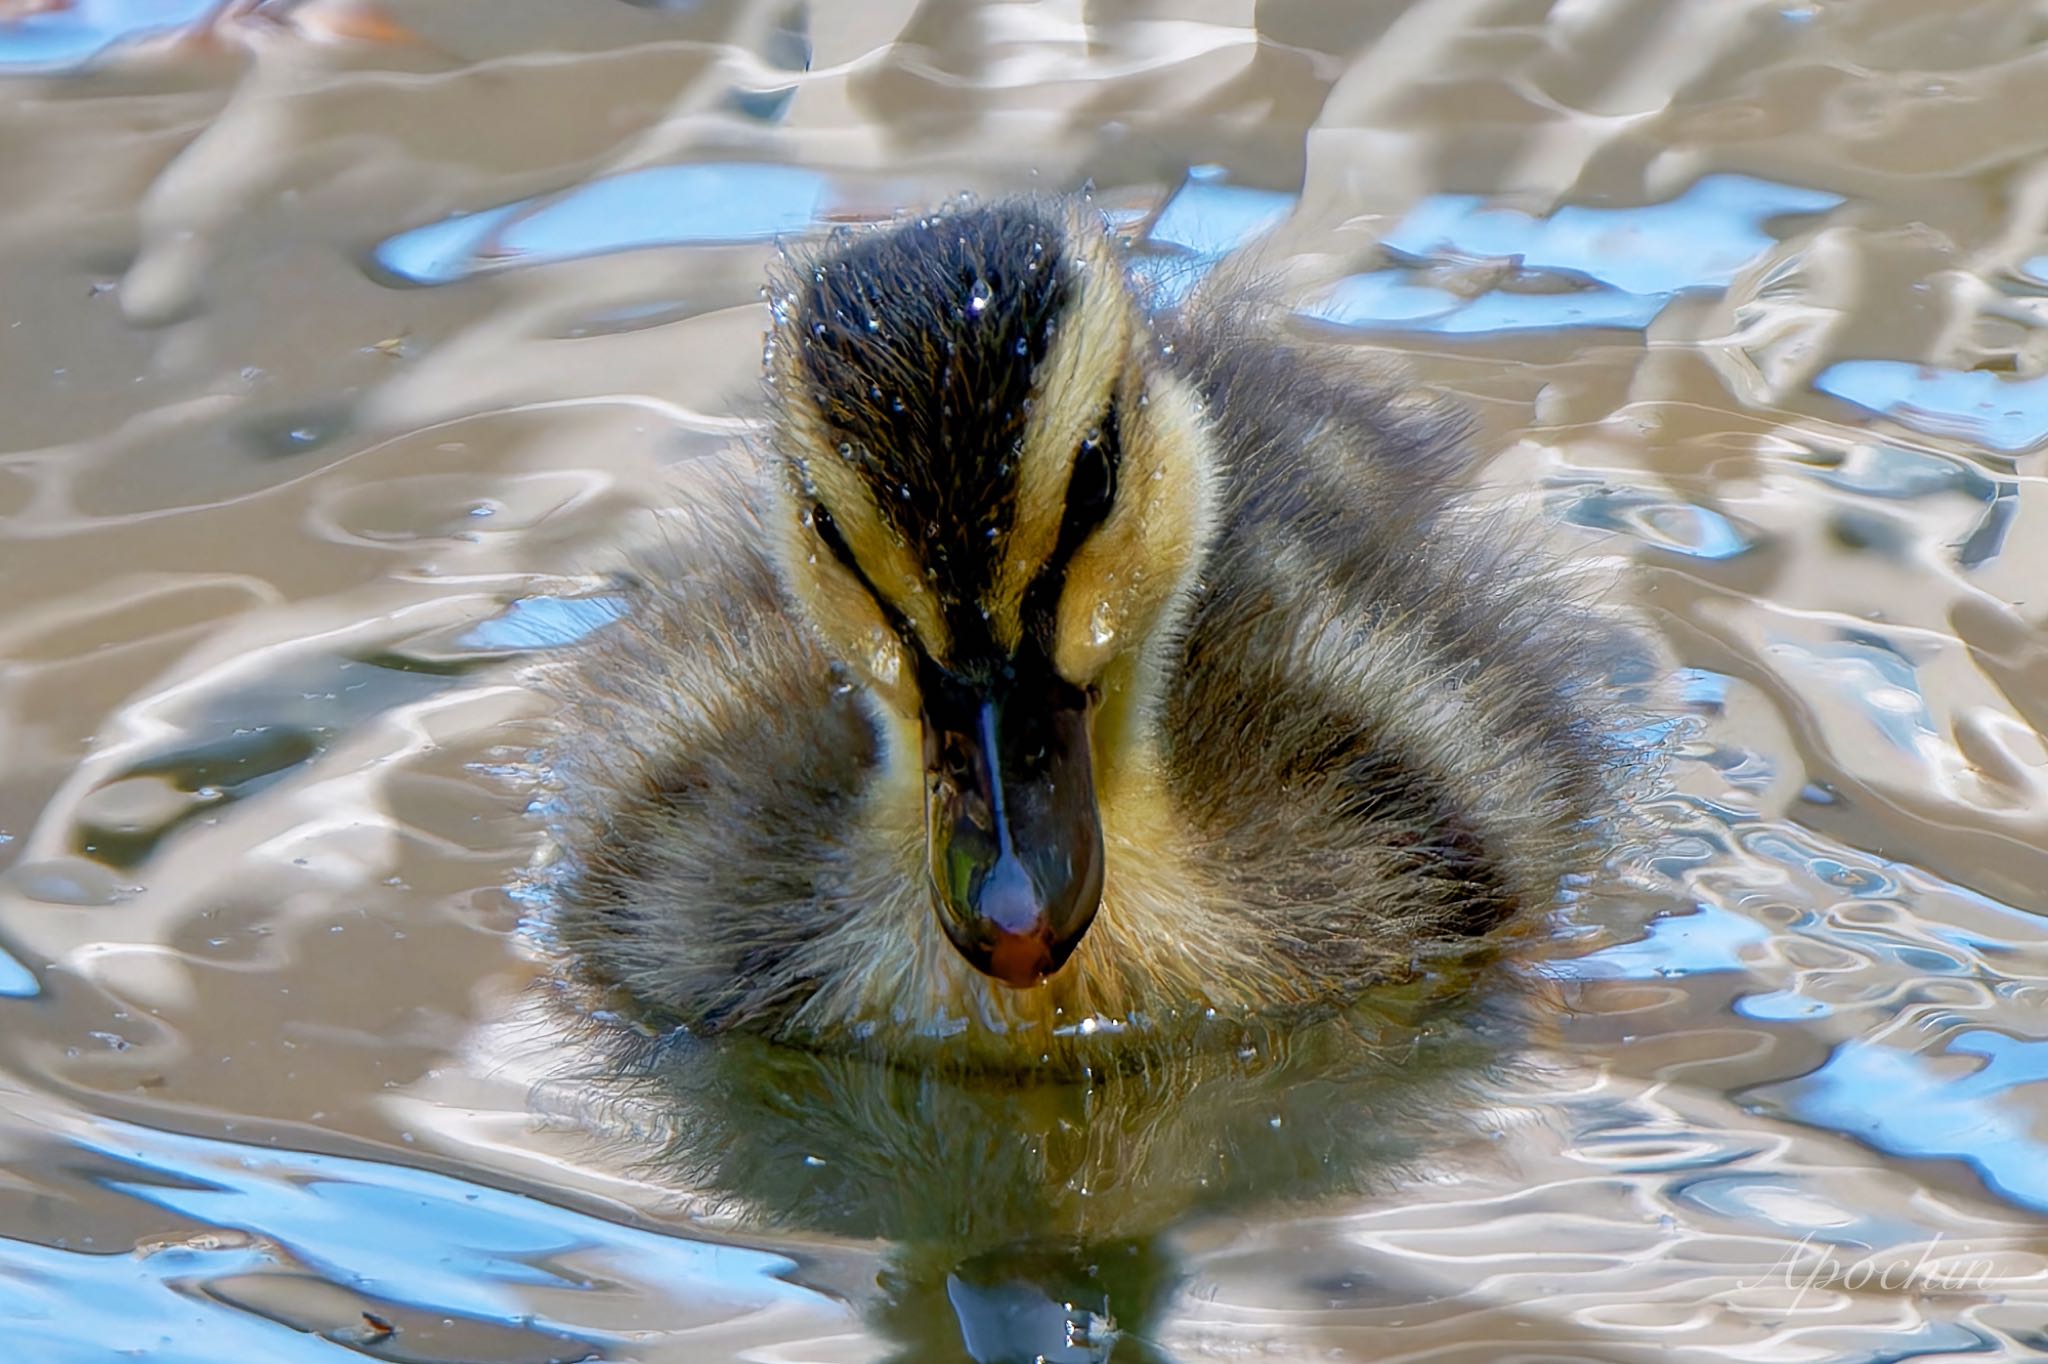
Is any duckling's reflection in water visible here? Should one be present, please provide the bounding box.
[551,988,1514,1363]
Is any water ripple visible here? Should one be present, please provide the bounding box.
[0,1236,347,1364]
[1306,175,1841,337]
[1770,1030,2048,1216]
[0,1117,836,1360]
[458,594,627,653]
[1133,165,1297,303]
[1816,362,2048,455]
[0,0,216,72]
[1558,900,1772,980]
[372,163,830,287]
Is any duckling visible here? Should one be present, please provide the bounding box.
[541,196,1636,1069]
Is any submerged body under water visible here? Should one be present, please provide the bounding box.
[2,2,2048,1361]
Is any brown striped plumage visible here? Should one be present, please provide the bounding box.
[538,197,1644,1071]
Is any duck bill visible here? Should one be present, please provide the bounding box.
[921,669,1104,988]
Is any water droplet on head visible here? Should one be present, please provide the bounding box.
[967,278,993,315]
[1089,600,1116,647]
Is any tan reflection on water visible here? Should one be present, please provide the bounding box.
[3,1,2048,1360]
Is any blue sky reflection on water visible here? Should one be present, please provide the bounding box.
[459,594,626,652]
[1815,362,2048,455]
[0,942,36,998]
[1556,899,1772,982]
[1130,165,1298,304]
[0,1118,827,1359]
[368,164,1853,360]
[0,1236,355,1364]
[1560,486,1755,561]
[1571,802,2048,1222]
[1306,174,1842,337]
[1569,895,2048,1219]
[373,163,830,286]
[1147,166,1296,262]
[0,0,218,72]
[1380,175,1843,296]
[1772,1031,2048,1215]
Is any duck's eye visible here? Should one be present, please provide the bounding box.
[1062,411,1121,542]
[810,503,859,572]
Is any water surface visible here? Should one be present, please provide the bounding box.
[4,1,2048,1360]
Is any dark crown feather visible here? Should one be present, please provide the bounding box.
[773,203,1075,651]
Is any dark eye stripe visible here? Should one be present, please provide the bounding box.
[810,501,921,652]
[811,502,860,573]
[1016,403,1122,648]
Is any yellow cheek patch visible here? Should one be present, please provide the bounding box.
[774,380,952,665]
[769,482,922,718]
[987,221,1132,652]
[1052,369,1214,685]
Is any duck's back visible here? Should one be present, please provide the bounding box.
[1156,295,1631,988]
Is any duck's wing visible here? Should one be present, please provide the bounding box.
[537,459,881,1035]
[1157,295,1641,980]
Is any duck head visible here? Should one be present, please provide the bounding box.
[763,201,1218,988]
